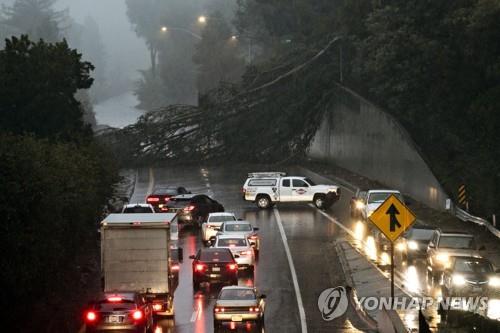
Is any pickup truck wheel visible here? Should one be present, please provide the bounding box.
[313,194,327,209]
[256,195,271,209]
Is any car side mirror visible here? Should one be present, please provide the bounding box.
[234,255,240,259]
[237,218,243,221]
[428,243,435,249]
[189,255,195,260]
[479,245,486,251]
[214,228,221,231]
[260,294,266,299]
[253,227,259,231]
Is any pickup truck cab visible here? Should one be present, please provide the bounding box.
[242,172,340,209]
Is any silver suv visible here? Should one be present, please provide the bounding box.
[426,230,485,284]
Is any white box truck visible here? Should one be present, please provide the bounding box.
[100,213,180,316]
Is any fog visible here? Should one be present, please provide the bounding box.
[55,0,149,81]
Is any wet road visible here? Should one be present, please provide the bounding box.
[129,166,362,333]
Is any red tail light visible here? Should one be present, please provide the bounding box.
[85,311,97,322]
[214,307,225,313]
[132,310,143,320]
[183,205,195,212]
[171,264,180,272]
[228,263,237,271]
[164,197,170,202]
[147,196,160,203]
[195,264,206,272]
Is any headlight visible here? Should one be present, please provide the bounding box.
[355,201,365,210]
[408,241,418,250]
[396,242,406,251]
[489,277,500,287]
[435,253,449,264]
[452,274,466,286]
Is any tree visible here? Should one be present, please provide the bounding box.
[0,0,68,42]
[0,35,94,140]
[193,11,245,93]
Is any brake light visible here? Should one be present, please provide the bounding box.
[132,310,143,320]
[171,264,180,272]
[164,197,170,202]
[215,307,225,313]
[228,263,237,270]
[195,264,206,272]
[147,197,160,203]
[107,296,122,302]
[183,205,195,212]
[152,303,163,311]
[85,311,97,322]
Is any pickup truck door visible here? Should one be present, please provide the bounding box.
[279,178,293,201]
[291,178,312,201]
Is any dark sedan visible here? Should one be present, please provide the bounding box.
[442,256,500,297]
[84,292,153,333]
[399,225,437,262]
[190,248,239,291]
[164,194,224,226]
[146,186,190,212]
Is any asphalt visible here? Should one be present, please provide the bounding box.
[126,165,362,333]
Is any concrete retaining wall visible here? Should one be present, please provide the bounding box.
[308,85,449,210]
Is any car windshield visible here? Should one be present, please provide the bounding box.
[208,215,236,223]
[123,206,153,213]
[368,192,402,204]
[438,236,475,249]
[199,250,233,262]
[304,178,316,186]
[96,300,136,311]
[407,229,435,241]
[225,223,252,232]
[454,259,493,273]
[218,289,256,300]
[217,238,248,247]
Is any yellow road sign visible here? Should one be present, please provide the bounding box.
[369,194,416,242]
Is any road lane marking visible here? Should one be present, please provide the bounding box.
[273,208,308,333]
[147,167,155,196]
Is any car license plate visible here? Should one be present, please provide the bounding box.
[210,274,219,278]
[107,315,121,323]
[212,267,220,272]
[231,315,243,322]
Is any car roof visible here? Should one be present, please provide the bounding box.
[201,247,232,253]
[209,212,235,217]
[172,194,197,199]
[217,234,247,239]
[367,189,401,194]
[439,231,474,237]
[220,286,255,291]
[222,220,251,225]
[123,203,151,207]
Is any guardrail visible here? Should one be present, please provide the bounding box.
[455,206,500,239]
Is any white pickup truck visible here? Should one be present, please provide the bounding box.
[242,172,341,209]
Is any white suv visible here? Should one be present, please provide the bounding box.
[350,189,404,220]
[242,172,340,209]
[201,212,237,245]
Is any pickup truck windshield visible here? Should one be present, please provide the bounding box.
[368,192,403,204]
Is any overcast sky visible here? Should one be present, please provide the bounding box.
[55,0,149,78]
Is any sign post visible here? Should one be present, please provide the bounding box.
[369,194,416,303]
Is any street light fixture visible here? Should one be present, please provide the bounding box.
[198,16,207,24]
[161,26,168,32]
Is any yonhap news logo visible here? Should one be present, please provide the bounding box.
[318,286,492,321]
[317,286,349,321]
